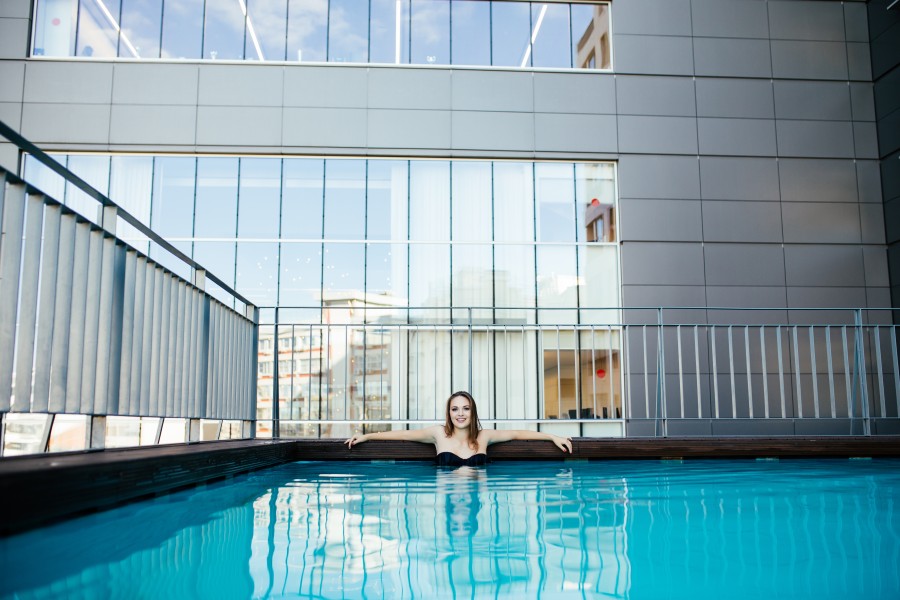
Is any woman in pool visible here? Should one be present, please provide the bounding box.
[344,390,573,466]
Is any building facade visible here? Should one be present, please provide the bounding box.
[0,0,895,440]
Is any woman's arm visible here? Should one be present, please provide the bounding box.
[480,429,573,454]
[344,425,439,449]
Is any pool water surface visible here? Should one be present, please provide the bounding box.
[1,458,898,599]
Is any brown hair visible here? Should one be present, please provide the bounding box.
[443,391,482,450]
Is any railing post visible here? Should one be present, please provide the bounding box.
[100,205,117,236]
[656,307,667,437]
[247,304,259,439]
[852,308,871,436]
[89,416,106,449]
[468,307,473,392]
[273,307,280,439]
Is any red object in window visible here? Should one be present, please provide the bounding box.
[52,18,61,26]
[596,368,606,378]
[591,198,600,206]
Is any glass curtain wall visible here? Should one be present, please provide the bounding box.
[24,155,620,437]
[31,0,612,70]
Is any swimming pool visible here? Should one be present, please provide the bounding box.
[2,458,898,599]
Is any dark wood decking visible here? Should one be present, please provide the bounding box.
[3,436,900,536]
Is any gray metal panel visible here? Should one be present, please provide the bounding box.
[617,116,698,154]
[0,61,24,102]
[697,118,777,156]
[704,244,786,286]
[782,203,861,244]
[196,106,282,147]
[860,204,887,245]
[771,41,848,80]
[79,229,103,413]
[779,158,858,202]
[533,114,617,153]
[368,68,452,110]
[854,122,879,160]
[613,35,694,76]
[616,76,695,117]
[787,286,867,308]
[198,64,283,107]
[874,69,900,119]
[622,285,706,312]
[706,286,788,309]
[849,83,876,121]
[452,111,534,151]
[0,17,28,59]
[533,72,616,115]
[109,105,198,146]
[451,71,533,112]
[611,0,692,36]
[92,235,116,415]
[768,1,845,41]
[618,155,700,199]
[64,220,91,414]
[0,0,31,18]
[784,245,865,287]
[282,107,367,148]
[847,43,872,81]
[618,199,702,242]
[773,81,852,121]
[0,180,25,412]
[23,61,114,103]
[700,157,780,201]
[112,63,199,105]
[693,38,772,78]
[12,194,45,411]
[31,204,60,413]
[690,0,769,38]
[701,201,783,243]
[842,2,869,42]
[283,66,368,108]
[871,19,900,80]
[621,243,706,286]
[48,213,77,413]
[863,247,890,288]
[695,78,774,119]
[21,103,111,145]
[776,120,854,158]
[367,109,451,149]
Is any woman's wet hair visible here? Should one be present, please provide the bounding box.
[443,391,482,449]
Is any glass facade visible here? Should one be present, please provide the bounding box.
[31,0,611,70]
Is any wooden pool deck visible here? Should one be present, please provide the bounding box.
[3,436,900,536]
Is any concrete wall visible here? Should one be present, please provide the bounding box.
[0,0,889,315]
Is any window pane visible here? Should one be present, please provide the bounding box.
[238,158,280,239]
[578,245,619,321]
[287,0,327,62]
[279,242,322,306]
[367,160,408,241]
[366,242,408,308]
[110,155,154,252]
[322,242,365,295]
[65,155,110,223]
[119,0,162,58]
[76,0,119,57]
[409,161,449,242]
[411,0,449,65]
[193,240,236,288]
[236,242,279,306]
[246,0,288,61]
[451,161,491,243]
[452,243,492,320]
[531,2,570,68]
[535,163,575,242]
[572,2,610,69]
[491,1,530,67]
[493,162,535,243]
[33,0,77,57]
[203,1,246,60]
[328,0,369,63]
[451,0,489,66]
[575,163,616,243]
[194,157,238,238]
[151,157,195,257]
[282,158,323,238]
[371,0,410,64]
[22,154,66,201]
[323,159,366,239]
[161,0,203,59]
[495,244,535,319]
[536,246,577,323]
[409,243,449,319]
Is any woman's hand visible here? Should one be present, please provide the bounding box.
[344,434,368,449]
[552,435,573,454]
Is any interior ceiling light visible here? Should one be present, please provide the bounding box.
[520,4,549,68]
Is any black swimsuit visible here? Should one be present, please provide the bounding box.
[435,452,488,467]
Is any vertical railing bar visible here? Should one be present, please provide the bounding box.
[591,325,597,419]
[48,213,77,414]
[677,325,685,419]
[760,326,769,419]
[147,267,164,417]
[745,325,753,419]
[809,327,819,419]
[874,325,886,419]
[92,235,116,417]
[183,285,196,420]
[12,194,45,412]
[130,256,149,416]
[642,325,649,419]
[792,326,802,419]
[711,325,720,419]
[624,325,632,420]
[694,325,701,418]
[842,326,853,421]
[79,229,103,416]
[608,324,614,420]
[892,325,900,419]
[116,250,135,416]
[826,326,836,419]
[344,323,349,422]
[308,323,314,421]
[159,274,174,418]
[65,221,91,414]
[0,181,26,412]
[727,325,736,418]
[31,204,61,413]
[556,327,562,421]
[433,324,438,421]
[777,326,786,419]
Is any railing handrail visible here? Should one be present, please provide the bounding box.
[0,119,254,309]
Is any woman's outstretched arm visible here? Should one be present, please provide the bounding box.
[344,425,440,449]
[480,429,573,453]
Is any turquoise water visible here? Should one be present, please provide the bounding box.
[2,459,899,599]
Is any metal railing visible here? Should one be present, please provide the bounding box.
[260,307,900,438]
[0,120,258,454]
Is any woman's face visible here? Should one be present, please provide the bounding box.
[448,395,472,429]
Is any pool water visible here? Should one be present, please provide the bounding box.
[1,458,899,599]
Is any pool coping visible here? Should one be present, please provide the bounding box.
[3,436,899,536]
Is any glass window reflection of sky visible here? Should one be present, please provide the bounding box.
[451,0,489,66]
[161,0,203,59]
[328,0,369,63]
[119,0,162,58]
[287,0,328,62]
[411,0,449,65]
